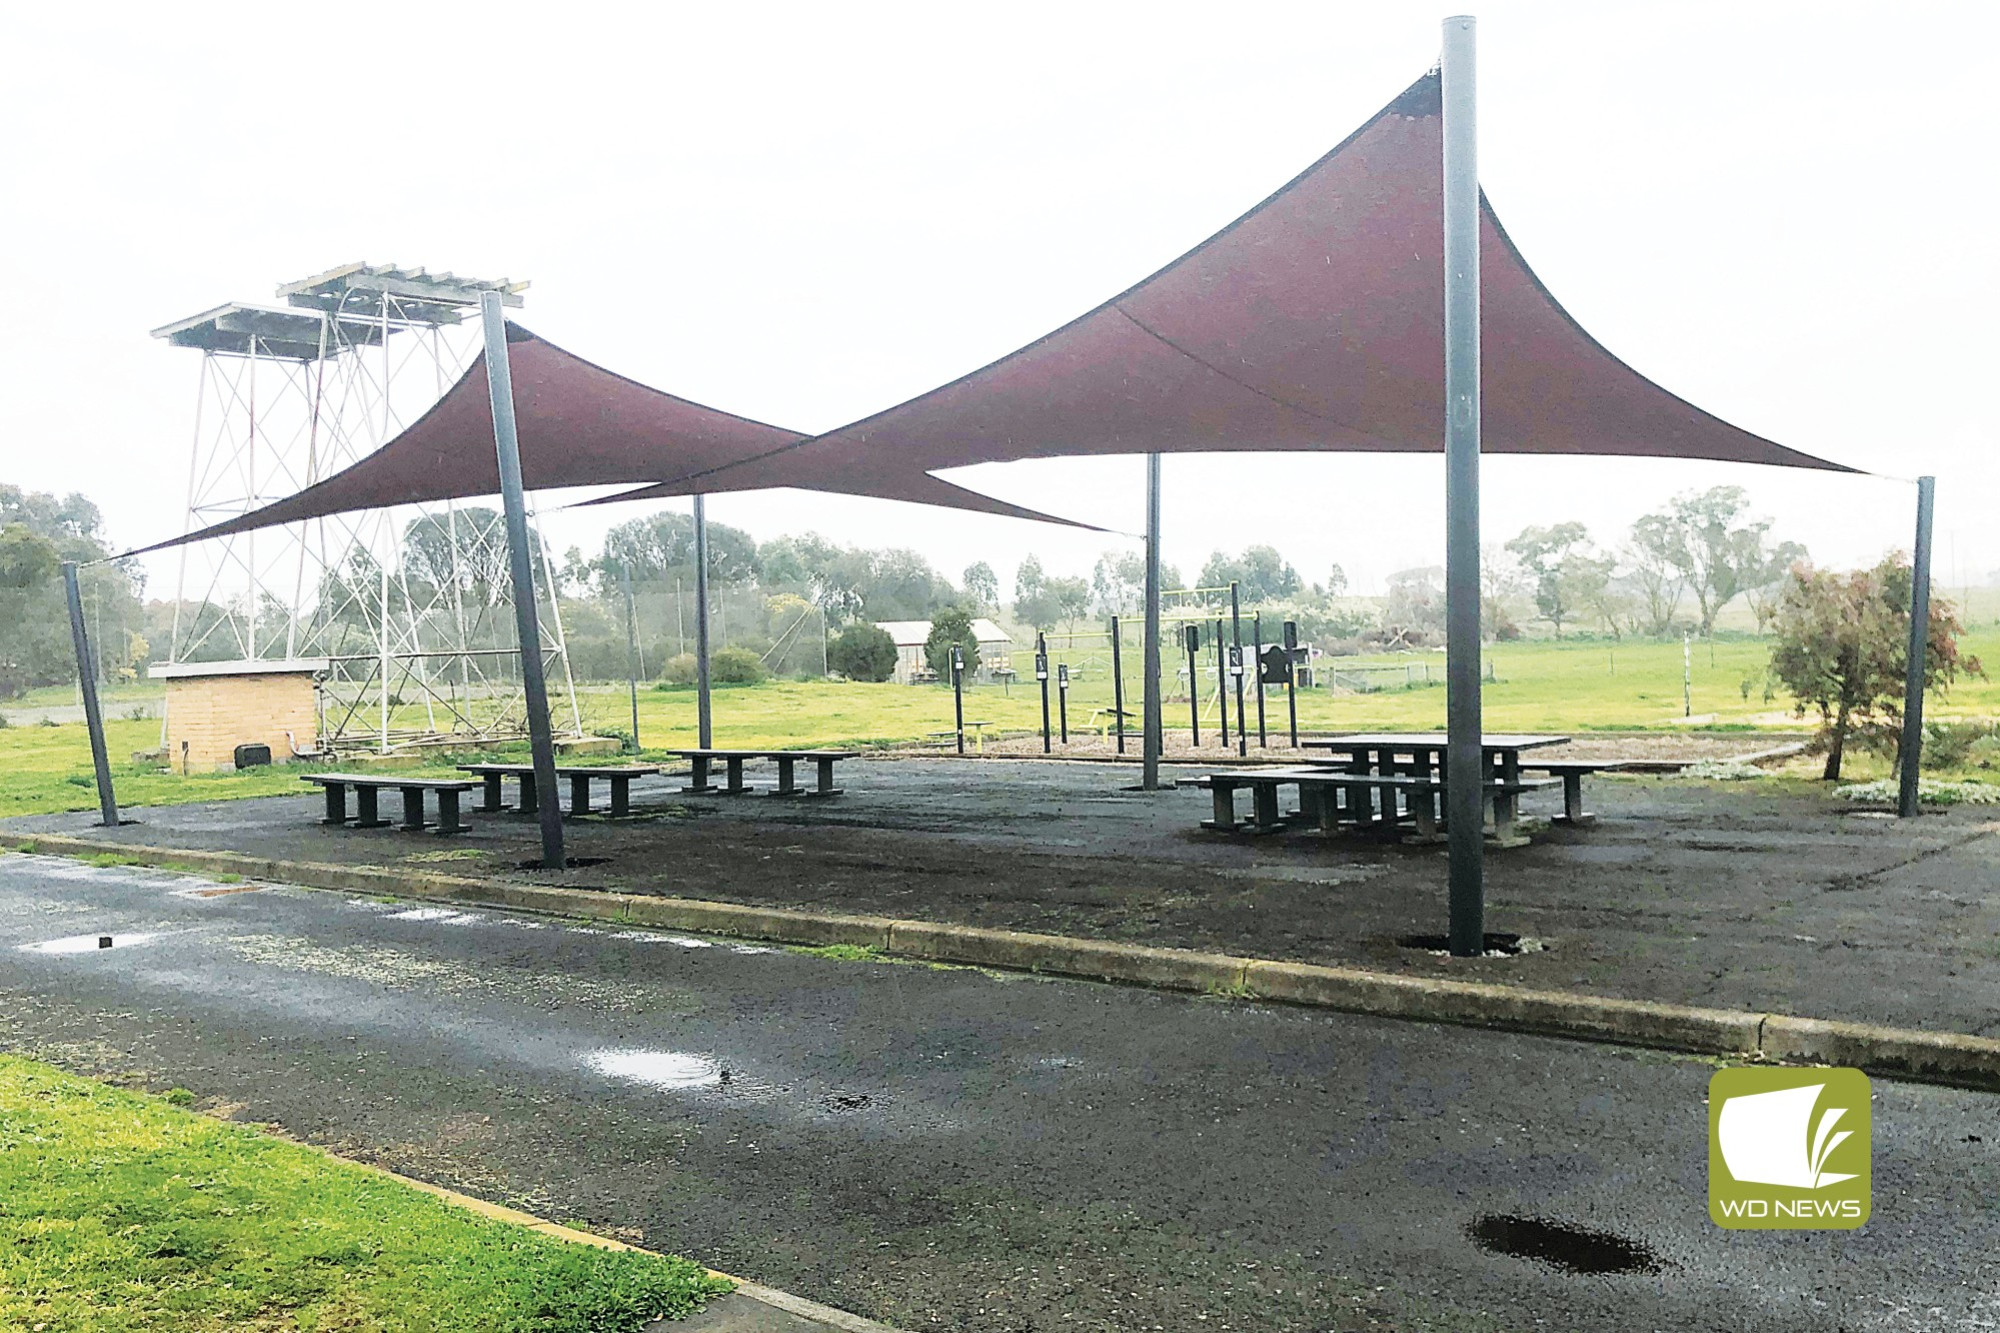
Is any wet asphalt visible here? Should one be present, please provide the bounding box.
[1,853,1995,1332]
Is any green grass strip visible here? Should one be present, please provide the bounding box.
[0,1055,729,1331]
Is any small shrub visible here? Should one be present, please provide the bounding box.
[828,623,898,682]
[1834,778,2000,806]
[1921,720,1997,771]
[1679,759,1765,781]
[711,646,767,685]
[657,653,697,686]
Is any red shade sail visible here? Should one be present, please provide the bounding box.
[137,67,1850,562]
[131,325,1090,557]
[615,70,1849,504]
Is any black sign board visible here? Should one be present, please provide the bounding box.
[1258,644,1291,685]
[1057,663,1069,687]
[1227,645,1244,677]
[1034,653,1049,681]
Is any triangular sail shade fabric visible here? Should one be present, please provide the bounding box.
[610,70,1849,505]
[129,326,1090,557]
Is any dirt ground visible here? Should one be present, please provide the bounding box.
[9,752,1996,1035]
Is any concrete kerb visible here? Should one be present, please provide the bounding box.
[8,831,2000,1093]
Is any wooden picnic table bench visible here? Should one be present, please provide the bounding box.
[1193,767,1557,846]
[457,763,662,818]
[667,749,858,798]
[303,772,477,835]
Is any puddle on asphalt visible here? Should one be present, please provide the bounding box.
[583,1048,723,1090]
[387,907,484,925]
[609,931,713,948]
[19,930,168,954]
[1465,1214,1658,1275]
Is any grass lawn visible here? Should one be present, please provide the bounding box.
[0,1055,728,1331]
[3,631,1994,818]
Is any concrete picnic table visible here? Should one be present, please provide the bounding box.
[1297,733,1571,845]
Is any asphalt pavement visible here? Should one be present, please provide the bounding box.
[1,852,1995,1331]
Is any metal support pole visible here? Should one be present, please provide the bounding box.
[1214,619,1229,748]
[1284,619,1300,748]
[1683,632,1693,718]
[621,560,642,752]
[952,645,966,755]
[1037,632,1051,753]
[1058,663,1069,744]
[1899,476,1936,818]
[1442,15,1484,956]
[693,494,713,749]
[62,562,119,827]
[1141,455,1164,788]
[1253,611,1267,748]
[1229,583,1246,756]
[1110,614,1126,754]
[480,293,564,871]
[1185,625,1201,746]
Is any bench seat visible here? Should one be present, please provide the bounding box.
[1517,758,1623,826]
[1194,768,1556,845]
[666,749,860,797]
[458,763,661,817]
[303,773,477,834]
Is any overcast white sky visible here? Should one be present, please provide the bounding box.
[3,2,1994,601]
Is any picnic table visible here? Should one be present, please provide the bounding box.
[303,773,477,835]
[457,763,662,818]
[1299,732,1571,845]
[668,749,857,798]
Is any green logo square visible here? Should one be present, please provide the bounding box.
[1709,1066,1870,1229]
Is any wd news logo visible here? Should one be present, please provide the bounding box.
[1708,1067,1870,1229]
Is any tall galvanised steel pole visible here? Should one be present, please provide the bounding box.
[693,494,714,749]
[1442,15,1486,956]
[480,293,563,870]
[62,562,120,828]
[1141,454,1164,789]
[1898,476,1936,818]
[621,560,642,751]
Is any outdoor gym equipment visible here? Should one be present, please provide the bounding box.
[1229,583,1247,757]
[1036,634,1051,754]
[1183,625,1201,746]
[951,644,967,755]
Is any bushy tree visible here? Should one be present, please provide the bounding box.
[829,623,898,682]
[1504,522,1593,638]
[711,645,769,684]
[1630,488,1804,636]
[962,561,999,613]
[0,485,144,695]
[925,606,981,678]
[1014,555,1062,629]
[1769,554,1981,780]
[1199,546,1301,603]
[1091,551,1145,616]
[1380,567,1444,642]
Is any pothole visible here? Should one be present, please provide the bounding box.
[1466,1214,1658,1275]
[818,1091,874,1113]
[1397,932,1547,957]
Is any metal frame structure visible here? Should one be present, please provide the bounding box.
[154,264,584,756]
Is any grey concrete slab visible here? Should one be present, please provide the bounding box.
[1,853,1996,1331]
